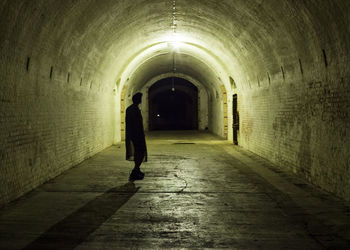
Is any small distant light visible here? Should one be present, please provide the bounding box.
[172,87,175,92]
[157,114,160,117]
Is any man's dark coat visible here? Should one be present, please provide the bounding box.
[125,103,147,161]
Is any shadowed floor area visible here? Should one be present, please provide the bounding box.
[23,183,139,250]
[0,131,349,249]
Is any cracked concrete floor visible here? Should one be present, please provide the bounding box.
[0,131,349,249]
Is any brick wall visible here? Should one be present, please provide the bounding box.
[221,85,228,139]
[120,85,127,141]
[239,64,350,200]
[0,54,114,207]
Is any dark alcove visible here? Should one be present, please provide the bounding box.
[149,77,198,130]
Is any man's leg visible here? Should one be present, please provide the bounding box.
[129,150,144,180]
[134,150,144,171]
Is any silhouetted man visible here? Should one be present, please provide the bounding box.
[125,92,147,180]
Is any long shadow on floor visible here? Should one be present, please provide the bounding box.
[24,182,139,250]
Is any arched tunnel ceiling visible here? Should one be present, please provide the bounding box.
[124,45,225,94]
[1,0,349,92]
[1,0,350,206]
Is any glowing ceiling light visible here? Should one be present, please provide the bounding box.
[167,33,186,50]
[169,41,182,49]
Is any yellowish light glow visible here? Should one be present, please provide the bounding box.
[165,33,187,50]
[168,41,182,50]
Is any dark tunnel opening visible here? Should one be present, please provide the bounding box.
[148,77,198,131]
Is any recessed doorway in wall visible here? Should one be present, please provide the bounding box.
[148,77,198,130]
[232,94,239,145]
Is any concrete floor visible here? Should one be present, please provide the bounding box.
[0,131,349,249]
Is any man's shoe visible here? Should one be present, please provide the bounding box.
[129,170,144,181]
[135,169,145,178]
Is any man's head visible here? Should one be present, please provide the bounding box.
[132,92,143,105]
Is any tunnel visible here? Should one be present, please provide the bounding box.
[149,77,198,131]
[0,0,349,248]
